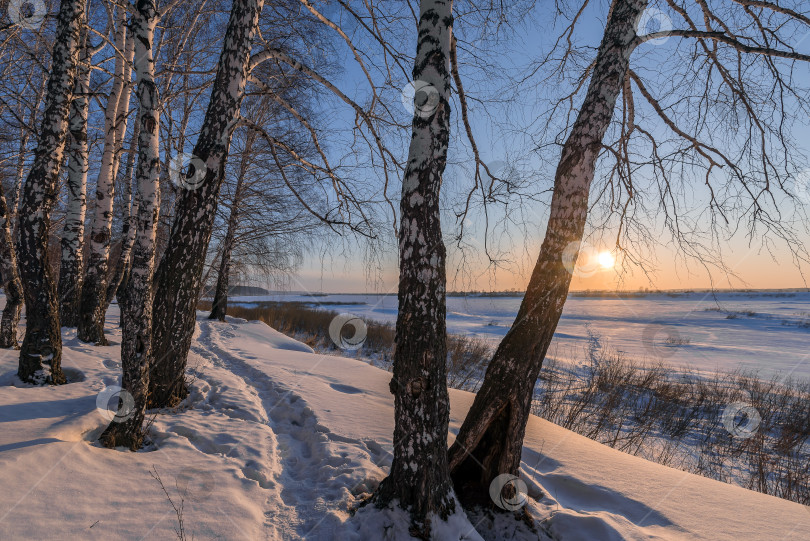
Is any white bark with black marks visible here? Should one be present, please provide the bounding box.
[447,0,648,505]
[16,0,86,384]
[78,8,134,345]
[59,29,91,328]
[371,0,464,534]
[100,0,161,450]
[149,0,264,407]
[105,118,142,312]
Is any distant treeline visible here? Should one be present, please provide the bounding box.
[447,288,810,299]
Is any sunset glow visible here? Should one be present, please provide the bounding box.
[597,251,616,270]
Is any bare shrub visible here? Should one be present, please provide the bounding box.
[197,300,491,390]
[531,337,810,505]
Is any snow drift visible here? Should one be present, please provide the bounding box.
[0,310,807,539]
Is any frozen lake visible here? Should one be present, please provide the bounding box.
[229,291,810,381]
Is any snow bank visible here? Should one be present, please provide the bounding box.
[0,311,807,539]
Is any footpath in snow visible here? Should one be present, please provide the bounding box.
[0,309,808,540]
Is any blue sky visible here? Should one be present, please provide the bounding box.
[287,1,810,294]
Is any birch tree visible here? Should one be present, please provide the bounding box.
[0,179,23,348]
[448,0,646,501]
[448,0,810,506]
[208,128,255,321]
[104,118,141,311]
[99,0,161,450]
[58,28,92,328]
[369,0,469,534]
[16,0,85,384]
[148,0,264,407]
[205,115,318,321]
[78,7,134,344]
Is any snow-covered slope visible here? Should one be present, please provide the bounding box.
[0,311,807,540]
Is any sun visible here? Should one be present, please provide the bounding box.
[597,251,615,269]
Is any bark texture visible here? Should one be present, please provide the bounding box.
[100,0,161,450]
[78,9,133,344]
[372,0,458,532]
[208,131,255,321]
[104,118,141,312]
[148,0,263,407]
[447,0,647,503]
[0,181,23,349]
[16,0,85,384]
[59,30,91,328]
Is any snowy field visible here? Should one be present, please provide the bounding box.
[1,307,809,539]
[231,291,810,381]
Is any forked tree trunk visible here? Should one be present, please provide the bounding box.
[0,181,23,348]
[59,31,91,328]
[78,9,133,344]
[208,131,255,322]
[148,0,263,408]
[104,119,141,312]
[16,0,85,384]
[372,0,461,534]
[100,0,161,450]
[447,0,647,503]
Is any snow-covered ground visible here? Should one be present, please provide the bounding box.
[1,308,808,539]
[233,291,810,380]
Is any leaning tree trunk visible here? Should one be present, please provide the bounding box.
[100,0,161,450]
[104,118,141,313]
[59,32,91,328]
[208,130,255,322]
[148,0,263,408]
[371,0,461,534]
[447,0,647,503]
[16,0,85,384]
[0,181,23,348]
[77,9,133,345]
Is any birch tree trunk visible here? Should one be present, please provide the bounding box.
[0,180,23,348]
[371,0,461,532]
[99,0,161,450]
[12,118,31,229]
[447,0,647,503]
[16,0,85,384]
[59,31,91,328]
[208,131,255,322]
[78,9,133,344]
[104,118,141,311]
[148,0,263,408]
[11,86,46,226]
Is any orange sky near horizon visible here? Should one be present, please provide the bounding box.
[293,241,810,294]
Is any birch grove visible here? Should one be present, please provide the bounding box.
[2,0,809,537]
[78,7,134,345]
[99,0,161,450]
